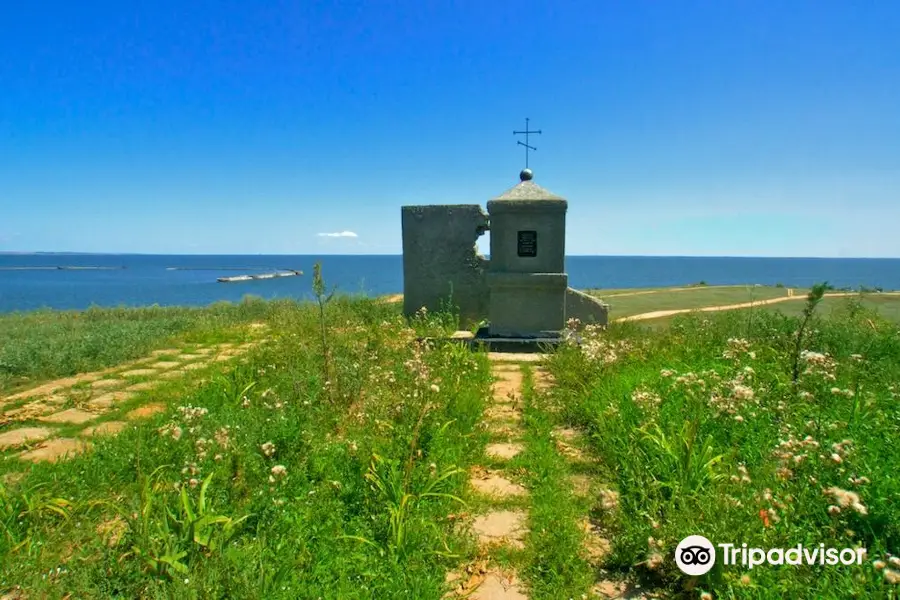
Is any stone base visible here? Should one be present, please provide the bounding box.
[468,326,562,353]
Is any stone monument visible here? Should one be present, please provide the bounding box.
[484,168,568,339]
[400,120,608,344]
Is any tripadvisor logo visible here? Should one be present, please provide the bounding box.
[675,535,867,575]
[675,535,716,576]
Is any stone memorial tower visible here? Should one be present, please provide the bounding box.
[484,168,568,339]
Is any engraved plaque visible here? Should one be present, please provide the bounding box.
[517,230,537,257]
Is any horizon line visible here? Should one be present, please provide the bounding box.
[3,251,900,260]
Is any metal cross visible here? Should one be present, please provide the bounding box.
[513,118,541,169]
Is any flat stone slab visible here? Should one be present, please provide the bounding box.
[487,352,547,363]
[91,379,124,390]
[0,427,54,450]
[450,330,475,341]
[39,408,97,425]
[485,405,521,422]
[151,348,182,356]
[125,382,157,392]
[81,421,128,437]
[470,571,528,600]
[126,403,167,420]
[150,361,181,370]
[553,427,580,441]
[492,376,522,402]
[178,354,206,361]
[486,443,524,460]
[87,391,136,410]
[4,400,57,420]
[470,472,527,498]
[192,348,214,355]
[4,382,66,401]
[159,371,184,380]
[120,368,158,378]
[581,518,612,564]
[20,438,88,463]
[471,510,528,549]
[180,362,207,371]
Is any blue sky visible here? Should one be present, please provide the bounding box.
[1,1,898,257]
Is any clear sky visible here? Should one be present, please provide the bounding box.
[1,1,898,257]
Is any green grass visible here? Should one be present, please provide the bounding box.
[548,293,900,598]
[0,294,492,598]
[588,285,793,319]
[0,297,276,396]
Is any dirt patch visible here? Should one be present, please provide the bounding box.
[20,438,88,463]
[39,408,97,425]
[126,403,167,420]
[86,391,136,411]
[485,443,524,460]
[81,421,128,437]
[0,427,54,450]
[471,510,528,549]
[470,469,527,498]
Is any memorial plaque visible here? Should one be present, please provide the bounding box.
[517,230,537,257]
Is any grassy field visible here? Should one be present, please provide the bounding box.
[1,294,493,598]
[588,285,793,319]
[2,284,899,598]
[548,290,900,597]
[0,299,275,396]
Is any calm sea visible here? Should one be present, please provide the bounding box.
[1,254,898,313]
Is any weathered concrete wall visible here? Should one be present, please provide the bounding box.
[401,205,489,327]
[565,287,610,326]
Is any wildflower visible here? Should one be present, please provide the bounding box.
[874,560,886,570]
[646,552,664,570]
[177,405,209,423]
[261,442,276,458]
[885,569,900,584]
[600,489,620,511]
[660,368,676,378]
[826,487,868,515]
[188,478,200,488]
[158,423,183,441]
[734,415,744,423]
[700,592,713,600]
[430,383,440,393]
[890,557,900,568]
[271,465,287,478]
[740,574,751,585]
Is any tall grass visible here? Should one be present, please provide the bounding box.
[0,297,490,598]
[549,295,900,597]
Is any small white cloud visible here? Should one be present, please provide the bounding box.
[317,231,358,238]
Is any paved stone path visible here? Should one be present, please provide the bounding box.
[0,337,264,463]
[445,354,532,600]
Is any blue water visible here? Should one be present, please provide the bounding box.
[1,254,898,313]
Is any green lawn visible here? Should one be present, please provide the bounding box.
[589,285,792,319]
